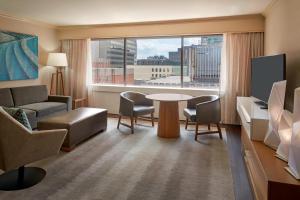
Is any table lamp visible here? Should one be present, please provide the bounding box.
[286,87,300,179]
[276,110,293,161]
[264,80,287,150]
[47,53,68,95]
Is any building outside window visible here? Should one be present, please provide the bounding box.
[91,35,223,89]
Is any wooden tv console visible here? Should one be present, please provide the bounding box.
[237,97,300,200]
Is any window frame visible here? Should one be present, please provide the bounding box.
[91,34,223,89]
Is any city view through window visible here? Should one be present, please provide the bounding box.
[91,35,223,88]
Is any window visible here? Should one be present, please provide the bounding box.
[91,39,124,85]
[183,36,223,88]
[91,35,223,89]
[127,38,181,87]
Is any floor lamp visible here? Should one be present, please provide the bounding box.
[47,53,68,95]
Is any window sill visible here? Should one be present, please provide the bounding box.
[89,84,219,95]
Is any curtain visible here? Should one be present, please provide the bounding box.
[61,39,90,100]
[221,32,264,124]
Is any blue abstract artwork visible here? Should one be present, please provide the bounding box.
[0,30,38,81]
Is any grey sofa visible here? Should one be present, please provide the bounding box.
[0,85,72,129]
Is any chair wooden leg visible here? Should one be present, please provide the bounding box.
[195,122,199,141]
[208,124,211,130]
[217,123,223,140]
[151,113,154,127]
[117,115,121,129]
[131,116,134,134]
[135,117,137,124]
[185,118,189,130]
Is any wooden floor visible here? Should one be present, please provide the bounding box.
[224,125,254,200]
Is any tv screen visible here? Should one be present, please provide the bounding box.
[251,54,286,104]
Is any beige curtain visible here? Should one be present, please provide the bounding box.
[221,32,264,124]
[61,39,89,100]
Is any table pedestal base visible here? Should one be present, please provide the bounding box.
[158,101,180,138]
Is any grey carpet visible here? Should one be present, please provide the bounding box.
[0,118,234,200]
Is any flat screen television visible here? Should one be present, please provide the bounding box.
[251,54,286,108]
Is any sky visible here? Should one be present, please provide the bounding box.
[136,37,202,59]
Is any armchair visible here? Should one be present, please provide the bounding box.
[117,91,155,134]
[183,95,222,141]
[0,107,67,191]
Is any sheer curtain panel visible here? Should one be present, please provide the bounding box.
[221,32,264,124]
[61,39,90,100]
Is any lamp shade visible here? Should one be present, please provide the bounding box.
[47,53,68,67]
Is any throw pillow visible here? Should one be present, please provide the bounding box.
[2,107,32,131]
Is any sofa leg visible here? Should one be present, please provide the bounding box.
[185,118,189,130]
[195,122,199,141]
[208,124,211,130]
[135,117,137,124]
[130,116,134,134]
[117,115,121,129]
[217,123,223,140]
[151,113,154,127]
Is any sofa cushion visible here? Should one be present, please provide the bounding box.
[11,85,48,106]
[0,88,14,107]
[22,108,37,129]
[19,102,67,118]
[2,107,32,131]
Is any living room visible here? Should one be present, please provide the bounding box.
[0,0,300,199]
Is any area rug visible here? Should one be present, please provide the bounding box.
[0,118,234,200]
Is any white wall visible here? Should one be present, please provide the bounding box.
[89,85,218,120]
[264,0,300,110]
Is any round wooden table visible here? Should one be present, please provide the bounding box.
[146,93,193,138]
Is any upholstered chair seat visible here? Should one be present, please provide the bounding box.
[183,108,197,122]
[133,105,155,116]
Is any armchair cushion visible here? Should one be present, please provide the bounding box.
[184,108,196,122]
[22,108,37,129]
[2,107,32,130]
[133,105,155,116]
[19,102,67,118]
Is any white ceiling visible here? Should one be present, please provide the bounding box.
[0,0,272,26]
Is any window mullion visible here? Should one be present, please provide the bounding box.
[181,37,184,88]
[124,38,127,86]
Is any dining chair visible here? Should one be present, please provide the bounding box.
[183,95,222,141]
[117,91,155,134]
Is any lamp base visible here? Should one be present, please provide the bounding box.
[285,167,300,180]
[50,67,65,95]
[0,167,46,191]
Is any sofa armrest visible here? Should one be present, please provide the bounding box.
[48,95,72,111]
